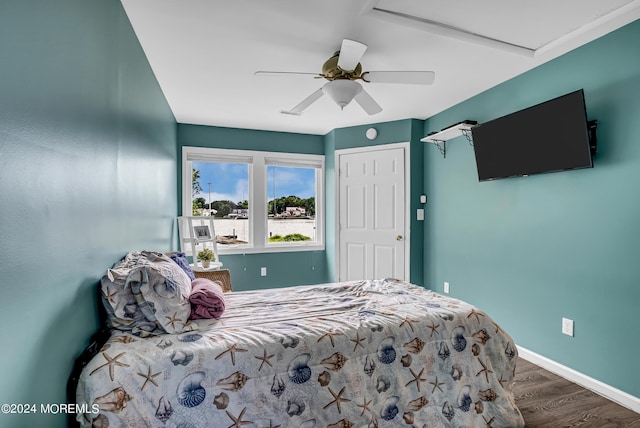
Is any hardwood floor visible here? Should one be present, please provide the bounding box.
[514,357,640,427]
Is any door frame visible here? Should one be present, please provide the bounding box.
[334,142,411,282]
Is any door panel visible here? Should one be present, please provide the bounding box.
[373,244,396,279]
[346,184,366,229]
[346,242,366,280]
[373,183,396,230]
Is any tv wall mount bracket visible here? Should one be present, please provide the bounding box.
[421,120,478,158]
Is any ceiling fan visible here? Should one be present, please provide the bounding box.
[255,39,435,116]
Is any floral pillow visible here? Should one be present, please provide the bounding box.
[101,251,192,336]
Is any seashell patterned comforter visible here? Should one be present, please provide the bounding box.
[76,278,524,427]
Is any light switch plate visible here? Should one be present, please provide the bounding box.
[417,209,425,221]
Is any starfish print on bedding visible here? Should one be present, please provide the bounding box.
[89,352,130,382]
[105,287,117,305]
[498,374,508,387]
[467,309,485,324]
[225,407,252,427]
[429,376,444,393]
[491,320,504,334]
[404,367,427,392]
[265,421,281,428]
[426,321,440,337]
[323,386,351,414]
[350,331,366,352]
[215,343,248,366]
[181,321,196,332]
[482,415,495,427]
[137,365,161,391]
[317,329,343,348]
[357,396,372,416]
[109,335,136,344]
[254,348,274,371]
[165,311,184,329]
[476,358,494,383]
[399,316,419,333]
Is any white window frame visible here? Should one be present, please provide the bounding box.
[182,146,325,255]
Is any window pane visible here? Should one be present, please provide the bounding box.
[192,161,250,246]
[266,165,317,245]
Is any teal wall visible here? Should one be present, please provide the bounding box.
[177,119,427,289]
[177,124,329,290]
[422,19,640,398]
[0,1,177,427]
[1,3,637,427]
[325,119,426,285]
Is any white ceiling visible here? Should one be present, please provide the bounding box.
[121,0,640,135]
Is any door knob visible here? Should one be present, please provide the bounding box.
[396,235,404,241]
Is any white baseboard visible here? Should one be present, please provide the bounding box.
[517,345,640,414]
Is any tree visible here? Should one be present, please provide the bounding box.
[192,168,203,196]
[212,200,235,218]
[192,197,206,215]
[268,195,315,216]
[193,197,206,209]
[191,169,205,215]
[302,197,315,215]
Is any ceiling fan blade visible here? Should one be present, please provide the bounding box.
[254,71,322,78]
[337,39,368,72]
[354,88,383,115]
[281,88,324,115]
[363,71,436,85]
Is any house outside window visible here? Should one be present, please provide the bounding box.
[182,147,324,254]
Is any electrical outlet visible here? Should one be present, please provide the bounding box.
[444,281,450,294]
[562,317,574,336]
[261,267,267,277]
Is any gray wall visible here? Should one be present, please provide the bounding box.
[0,1,177,426]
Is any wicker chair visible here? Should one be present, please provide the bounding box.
[193,269,232,293]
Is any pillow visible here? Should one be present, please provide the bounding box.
[189,278,226,319]
[101,251,192,336]
[101,252,154,335]
[168,252,196,281]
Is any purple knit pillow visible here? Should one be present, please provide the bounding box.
[169,252,196,281]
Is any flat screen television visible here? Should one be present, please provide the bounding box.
[471,89,593,181]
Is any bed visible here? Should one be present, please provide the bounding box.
[74,253,524,427]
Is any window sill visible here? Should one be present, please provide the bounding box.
[218,243,325,255]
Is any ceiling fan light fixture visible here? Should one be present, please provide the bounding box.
[263,38,435,116]
[322,80,362,110]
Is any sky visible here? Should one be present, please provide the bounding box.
[193,162,316,203]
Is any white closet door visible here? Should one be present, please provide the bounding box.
[338,145,406,281]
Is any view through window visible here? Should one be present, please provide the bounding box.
[191,161,250,246]
[266,165,317,245]
[185,147,324,253]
